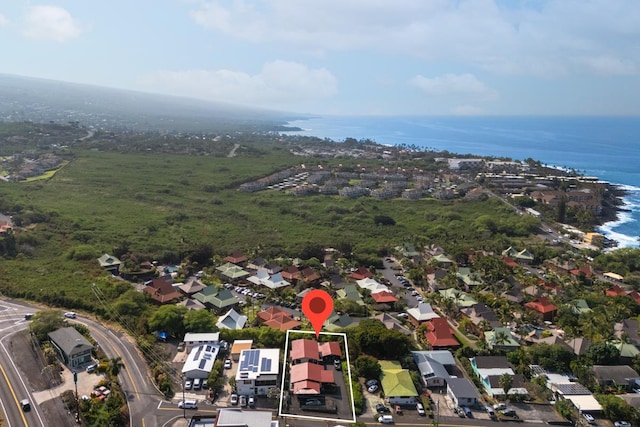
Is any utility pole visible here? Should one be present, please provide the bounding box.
[74,371,80,423]
[182,374,186,419]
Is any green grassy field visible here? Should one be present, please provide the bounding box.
[0,142,538,311]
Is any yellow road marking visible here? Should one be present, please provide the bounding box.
[0,360,29,426]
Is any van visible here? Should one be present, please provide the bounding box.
[193,378,202,390]
[178,400,197,409]
[416,402,426,416]
[378,414,394,424]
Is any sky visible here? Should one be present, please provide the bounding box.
[0,0,639,116]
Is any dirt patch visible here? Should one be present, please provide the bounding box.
[9,330,77,426]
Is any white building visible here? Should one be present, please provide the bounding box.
[236,348,280,397]
[183,332,220,351]
[182,344,220,379]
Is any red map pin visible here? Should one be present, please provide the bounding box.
[301,289,333,338]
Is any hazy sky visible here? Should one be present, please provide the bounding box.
[1,1,639,115]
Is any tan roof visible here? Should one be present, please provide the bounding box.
[230,340,253,356]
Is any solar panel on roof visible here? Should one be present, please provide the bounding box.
[261,358,272,372]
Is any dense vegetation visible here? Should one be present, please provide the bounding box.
[0,131,542,312]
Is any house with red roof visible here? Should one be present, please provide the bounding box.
[524,296,558,322]
[290,339,321,365]
[318,341,342,363]
[257,306,301,332]
[299,267,321,285]
[281,266,301,282]
[570,264,594,279]
[142,275,183,304]
[349,266,374,281]
[606,284,627,297]
[371,290,398,304]
[290,362,335,395]
[425,318,460,349]
[501,256,519,269]
[224,251,248,266]
[627,291,640,306]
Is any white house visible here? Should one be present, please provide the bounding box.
[182,344,220,379]
[447,377,481,407]
[247,269,291,289]
[216,308,248,330]
[412,351,452,387]
[183,332,220,351]
[236,348,280,396]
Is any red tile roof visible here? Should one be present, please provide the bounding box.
[224,251,247,264]
[290,339,320,362]
[502,256,519,268]
[606,284,627,297]
[142,276,182,304]
[425,318,460,348]
[290,362,335,394]
[318,341,342,358]
[349,266,374,281]
[257,306,301,331]
[524,296,558,314]
[371,290,398,304]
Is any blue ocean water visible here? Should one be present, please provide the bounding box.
[285,116,640,248]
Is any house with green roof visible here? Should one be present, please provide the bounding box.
[97,253,121,274]
[501,247,534,264]
[193,286,239,312]
[456,267,483,289]
[216,262,250,280]
[569,299,592,315]
[336,284,365,306]
[431,254,453,267]
[484,327,520,351]
[439,288,478,308]
[325,312,356,331]
[380,360,419,406]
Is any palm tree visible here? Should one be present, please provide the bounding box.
[499,373,513,400]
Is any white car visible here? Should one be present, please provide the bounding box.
[614,422,631,427]
[378,415,394,424]
[230,394,239,405]
[582,413,595,424]
[64,311,77,319]
[224,359,232,369]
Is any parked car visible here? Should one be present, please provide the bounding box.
[64,311,77,319]
[454,407,465,417]
[86,363,97,373]
[184,379,192,390]
[376,403,391,413]
[333,359,342,370]
[177,342,185,352]
[378,415,394,424]
[248,396,255,407]
[366,379,378,387]
[230,394,238,405]
[501,409,518,418]
[304,399,323,406]
[582,413,595,424]
[224,359,232,369]
[614,422,631,427]
[240,395,248,407]
[493,403,507,411]
[397,313,408,318]
[24,313,34,320]
[367,384,379,393]
[462,406,473,417]
[416,402,426,416]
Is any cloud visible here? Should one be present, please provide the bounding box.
[576,56,639,76]
[141,60,337,108]
[0,13,8,26]
[188,0,640,77]
[23,6,83,42]
[410,73,498,99]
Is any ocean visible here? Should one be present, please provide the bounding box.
[284,116,640,249]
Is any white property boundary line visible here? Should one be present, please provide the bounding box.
[278,330,357,424]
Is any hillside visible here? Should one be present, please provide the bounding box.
[0,73,300,133]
